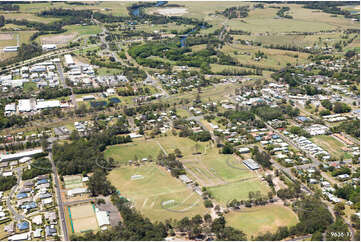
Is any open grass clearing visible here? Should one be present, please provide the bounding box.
[226,4,358,33]
[310,135,351,160]
[225,204,298,238]
[108,164,208,221]
[221,43,309,70]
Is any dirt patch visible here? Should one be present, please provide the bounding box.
[151,7,188,16]
[0,33,13,41]
[41,33,77,44]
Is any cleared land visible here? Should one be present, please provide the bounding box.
[108,164,208,221]
[69,203,98,233]
[225,204,299,238]
[311,135,352,159]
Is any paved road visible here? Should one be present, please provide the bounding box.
[56,62,77,109]
[6,167,25,221]
[186,113,217,143]
[63,198,96,206]
[49,149,69,241]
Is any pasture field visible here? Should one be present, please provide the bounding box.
[207,178,270,205]
[108,164,208,221]
[227,4,358,33]
[220,44,310,70]
[225,204,299,238]
[136,22,193,34]
[310,135,352,160]
[233,32,344,48]
[0,13,60,23]
[69,203,98,233]
[16,1,130,16]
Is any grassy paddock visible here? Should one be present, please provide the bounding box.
[225,204,299,238]
[311,135,351,159]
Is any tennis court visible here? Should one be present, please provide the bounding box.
[64,175,84,189]
[69,203,98,233]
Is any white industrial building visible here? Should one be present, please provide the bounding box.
[18,99,33,112]
[3,46,18,52]
[36,100,61,110]
[243,159,260,170]
[67,187,88,197]
[42,44,57,51]
[95,208,110,230]
[0,148,43,162]
[64,54,74,66]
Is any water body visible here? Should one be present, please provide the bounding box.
[155,1,167,7]
[132,7,140,17]
[180,25,206,47]
[132,1,167,16]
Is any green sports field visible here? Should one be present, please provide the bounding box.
[225,205,299,238]
[104,139,162,164]
[104,135,209,164]
[207,178,270,205]
[108,164,208,221]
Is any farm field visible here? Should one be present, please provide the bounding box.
[108,164,208,221]
[311,135,352,160]
[207,178,270,205]
[226,4,358,33]
[221,44,310,70]
[225,204,299,238]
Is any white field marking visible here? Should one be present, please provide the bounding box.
[181,193,194,204]
[142,198,148,208]
[150,201,155,208]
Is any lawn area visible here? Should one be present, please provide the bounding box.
[208,178,270,205]
[311,135,351,160]
[176,108,191,118]
[23,81,37,92]
[225,204,299,238]
[104,139,162,164]
[108,164,208,221]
